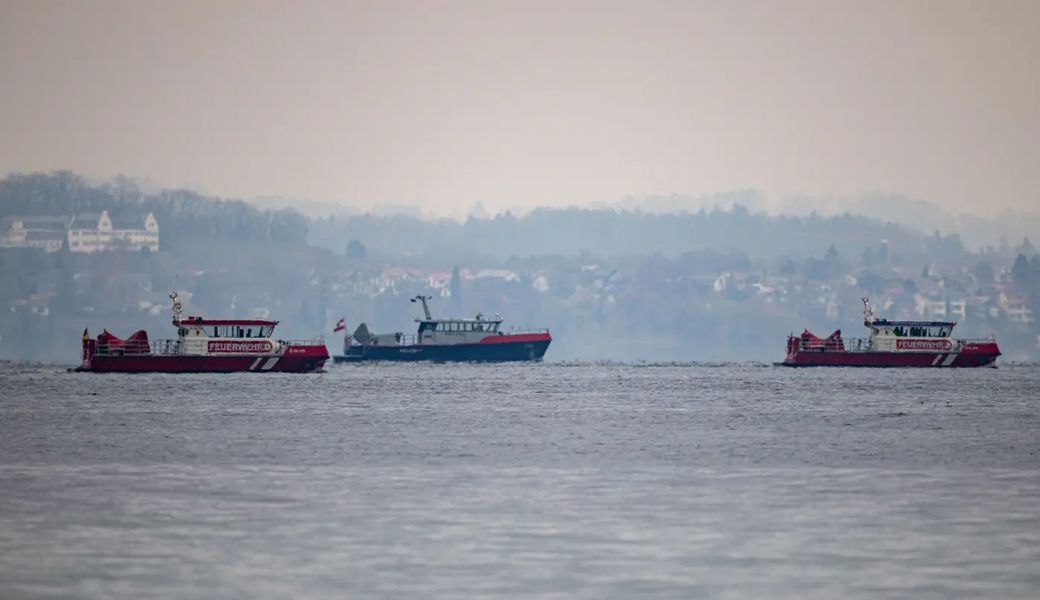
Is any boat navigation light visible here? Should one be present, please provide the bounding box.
[411,295,433,320]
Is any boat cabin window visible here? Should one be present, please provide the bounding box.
[424,320,501,333]
[206,324,273,338]
[903,325,951,337]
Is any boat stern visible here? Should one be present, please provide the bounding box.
[953,340,1001,367]
[279,341,331,372]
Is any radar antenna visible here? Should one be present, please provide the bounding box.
[411,295,433,320]
[170,291,183,326]
[862,297,875,326]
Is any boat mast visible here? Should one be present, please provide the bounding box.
[862,297,876,326]
[170,291,183,326]
[411,295,433,320]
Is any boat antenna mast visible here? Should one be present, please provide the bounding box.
[411,295,433,320]
[170,291,183,326]
[862,297,876,326]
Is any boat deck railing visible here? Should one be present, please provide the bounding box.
[352,333,425,347]
[91,339,180,357]
[796,337,870,353]
[284,337,325,346]
[361,328,550,347]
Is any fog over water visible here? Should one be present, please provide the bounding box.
[1,171,1039,364]
[2,0,1039,217]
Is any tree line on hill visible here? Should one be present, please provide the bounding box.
[0,171,309,249]
[309,203,949,265]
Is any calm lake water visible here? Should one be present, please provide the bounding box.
[1,362,1038,598]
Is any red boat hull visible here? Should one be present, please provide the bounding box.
[78,345,329,373]
[781,341,1000,368]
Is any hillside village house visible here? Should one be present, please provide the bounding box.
[0,210,159,253]
[999,292,1036,325]
[68,211,159,253]
[0,216,68,252]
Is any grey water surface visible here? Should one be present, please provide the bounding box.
[1,362,1038,598]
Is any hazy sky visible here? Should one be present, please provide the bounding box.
[2,0,1038,216]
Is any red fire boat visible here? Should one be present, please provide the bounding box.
[77,293,329,373]
[781,298,1000,368]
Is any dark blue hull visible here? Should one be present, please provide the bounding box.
[334,339,550,363]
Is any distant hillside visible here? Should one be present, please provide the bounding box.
[0,171,309,248]
[309,204,926,263]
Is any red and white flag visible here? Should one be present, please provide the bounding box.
[333,318,346,333]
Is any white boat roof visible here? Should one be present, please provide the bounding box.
[418,317,502,324]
